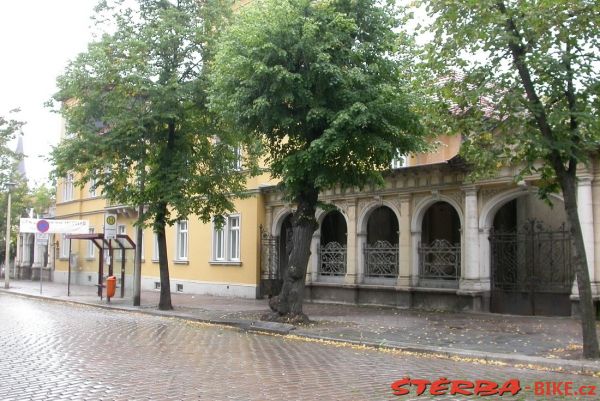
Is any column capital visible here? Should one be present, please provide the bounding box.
[578,174,593,186]
[461,185,479,196]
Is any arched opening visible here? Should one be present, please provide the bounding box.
[418,201,461,287]
[489,196,573,316]
[364,206,399,278]
[318,210,347,277]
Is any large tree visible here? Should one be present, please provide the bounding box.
[414,0,600,358]
[50,0,257,310]
[209,0,427,322]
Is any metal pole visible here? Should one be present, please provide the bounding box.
[4,188,12,289]
[133,172,145,306]
[67,238,72,296]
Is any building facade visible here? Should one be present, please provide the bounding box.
[36,126,600,317]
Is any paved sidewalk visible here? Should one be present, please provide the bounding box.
[2,279,600,375]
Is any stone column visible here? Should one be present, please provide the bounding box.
[356,232,367,283]
[577,175,595,295]
[478,227,491,290]
[592,175,600,296]
[459,187,483,291]
[31,234,42,280]
[396,195,411,287]
[410,229,421,286]
[308,232,319,283]
[14,233,22,278]
[344,202,358,285]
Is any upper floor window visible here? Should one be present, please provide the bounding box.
[176,220,188,261]
[391,151,407,169]
[212,215,240,262]
[63,173,74,201]
[89,177,97,197]
[232,146,242,171]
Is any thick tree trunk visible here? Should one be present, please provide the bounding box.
[267,187,318,323]
[156,201,173,311]
[558,172,599,359]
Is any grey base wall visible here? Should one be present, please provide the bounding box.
[304,282,490,313]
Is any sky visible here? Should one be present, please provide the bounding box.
[0,0,98,187]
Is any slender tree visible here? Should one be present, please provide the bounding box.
[209,0,427,322]
[50,0,257,310]
[414,0,600,358]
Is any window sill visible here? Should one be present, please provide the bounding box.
[151,259,159,264]
[85,257,96,261]
[58,257,69,261]
[209,260,242,266]
[173,260,189,265]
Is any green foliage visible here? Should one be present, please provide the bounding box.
[413,0,600,190]
[49,0,259,230]
[208,0,427,200]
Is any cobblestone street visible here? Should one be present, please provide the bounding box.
[1,293,599,401]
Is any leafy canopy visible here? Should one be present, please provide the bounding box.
[209,0,426,199]
[414,0,600,193]
[50,0,258,228]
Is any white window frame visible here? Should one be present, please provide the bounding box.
[88,228,95,258]
[115,225,127,260]
[212,214,241,263]
[391,151,407,169]
[63,173,74,201]
[89,177,97,198]
[152,233,159,261]
[60,234,69,259]
[175,220,189,261]
[233,146,242,171]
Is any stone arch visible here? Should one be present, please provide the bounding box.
[271,207,294,236]
[411,195,464,234]
[357,200,401,235]
[479,186,564,230]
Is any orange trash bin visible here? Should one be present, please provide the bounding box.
[106,276,117,298]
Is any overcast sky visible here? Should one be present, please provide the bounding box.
[0,0,98,186]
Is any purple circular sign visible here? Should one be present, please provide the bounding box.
[36,219,50,233]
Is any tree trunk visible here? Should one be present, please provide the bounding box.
[558,171,599,359]
[156,201,173,311]
[271,187,319,323]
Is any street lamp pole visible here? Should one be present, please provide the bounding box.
[4,182,15,289]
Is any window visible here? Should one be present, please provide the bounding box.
[89,177,97,197]
[176,220,188,261]
[212,215,241,262]
[63,173,74,201]
[391,151,407,169]
[116,225,126,260]
[232,146,242,171]
[60,234,69,258]
[88,228,95,258]
[152,233,159,261]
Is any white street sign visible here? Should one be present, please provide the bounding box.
[104,213,117,240]
[20,218,89,234]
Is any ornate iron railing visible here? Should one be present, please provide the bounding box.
[318,241,347,276]
[490,220,573,293]
[364,240,398,278]
[259,225,279,280]
[418,239,461,281]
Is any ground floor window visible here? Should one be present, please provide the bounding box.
[176,220,189,261]
[213,215,240,262]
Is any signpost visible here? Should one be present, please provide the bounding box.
[104,213,117,240]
